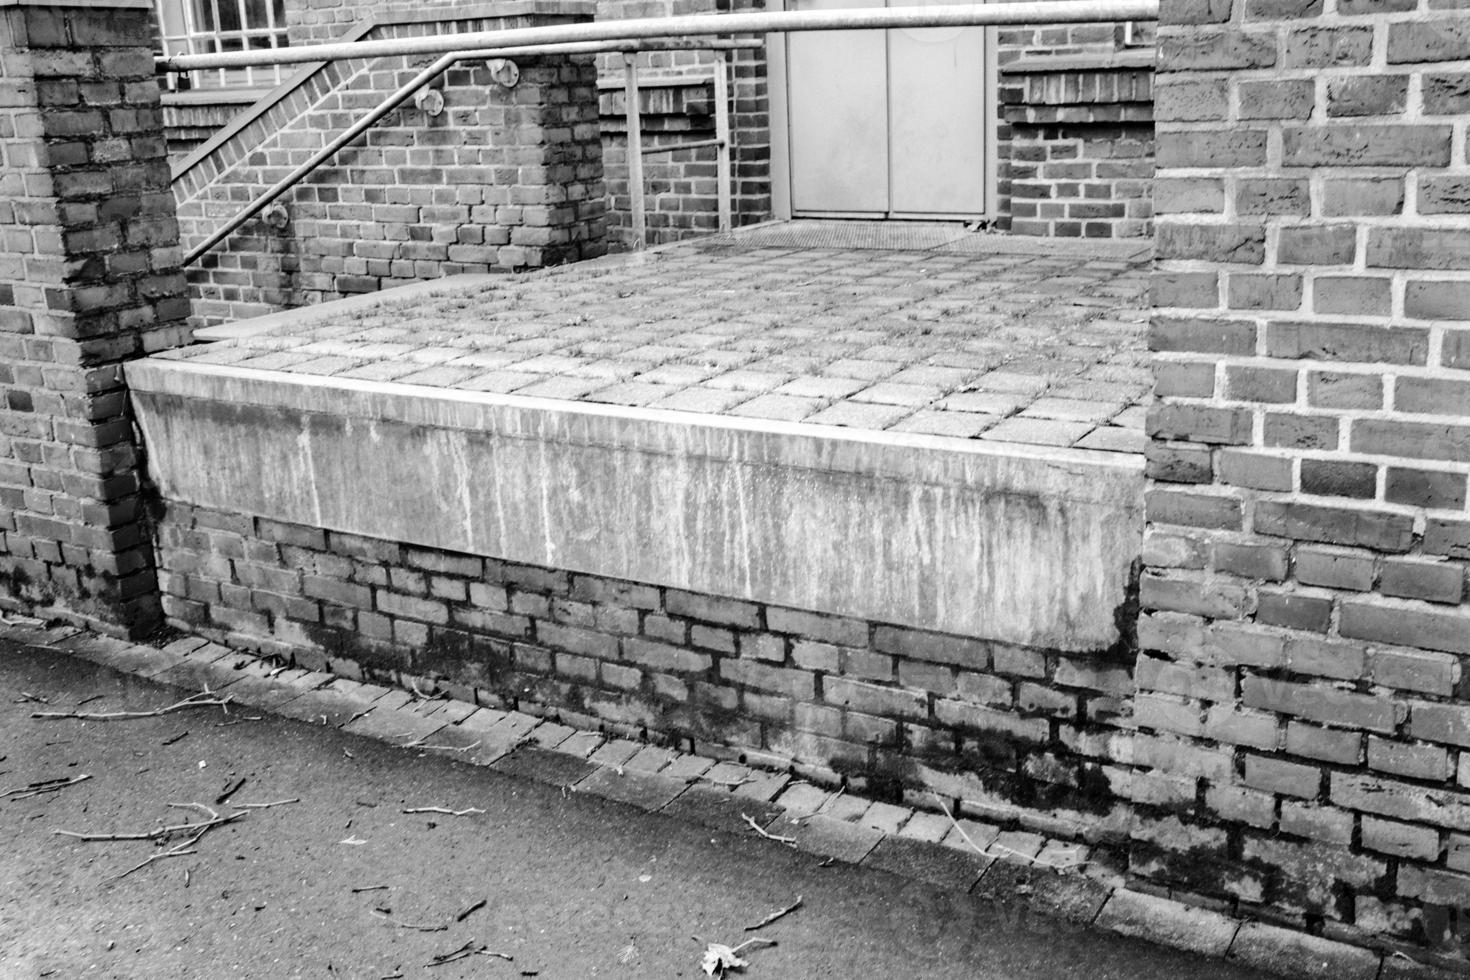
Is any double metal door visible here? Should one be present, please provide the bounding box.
[785,0,991,219]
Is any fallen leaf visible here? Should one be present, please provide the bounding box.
[700,943,749,977]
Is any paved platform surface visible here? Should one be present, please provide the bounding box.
[167,224,1151,455]
[0,618,1417,980]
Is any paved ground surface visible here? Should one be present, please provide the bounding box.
[165,223,1151,454]
[0,633,1280,980]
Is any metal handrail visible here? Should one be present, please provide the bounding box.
[627,55,734,246]
[157,1,1158,72]
[182,38,760,265]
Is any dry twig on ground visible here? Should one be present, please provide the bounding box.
[744,896,802,931]
[54,802,248,881]
[370,909,447,932]
[33,691,233,722]
[1,774,91,800]
[402,806,485,817]
[741,813,797,848]
[427,942,511,967]
[236,798,299,810]
[55,802,244,843]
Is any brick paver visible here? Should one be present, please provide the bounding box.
[173,236,1151,454]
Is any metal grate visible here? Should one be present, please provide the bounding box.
[701,220,969,251]
[938,234,1153,261]
[699,220,1153,260]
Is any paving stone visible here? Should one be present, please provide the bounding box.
[1225,921,1380,980]
[775,783,831,818]
[416,722,512,767]
[52,634,183,679]
[733,770,790,803]
[279,685,382,730]
[848,381,943,407]
[659,785,786,837]
[626,745,678,773]
[862,835,992,892]
[727,393,822,422]
[491,747,597,788]
[341,704,445,744]
[940,817,1001,854]
[979,418,1095,447]
[576,766,689,811]
[421,698,479,724]
[373,690,416,712]
[1075,425,1145,453]
[0,622,77,647]
[160,636,211,656]
[972,861,1111,925]
[456,706,511,732]
[703,761,754,788]
[556,730,605,759]
[1021,397,1121,423]
[790,814,884,864]
[661,752,716,782]
[1095,889,1239,958]
[806,400,910,430]
[222,668,334,711]
[648,387,752,414]
[820,793,871,822]
[590,737,642,769]
[938,391,1024,415]
[859,801,913,835]
[527,720,576,750]
[987,829,1047,864]
[897,810,952,844]
[1037,840,1091,871]
[150,644,246,691]
[889,410,997,438]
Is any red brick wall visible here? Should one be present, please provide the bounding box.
[997,19,1156,238]
[595,0,771,247]
[1144,0,1470,955]
[156,501,1137,827]
[0,0,190,635]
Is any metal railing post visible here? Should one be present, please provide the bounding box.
[623,52,647,250]
[713,50,732,234]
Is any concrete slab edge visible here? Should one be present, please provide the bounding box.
[7,618,1462,980]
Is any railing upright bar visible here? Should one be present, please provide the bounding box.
[713,50,732,234]
[624,52,647,251]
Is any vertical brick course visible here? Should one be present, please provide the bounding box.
[1145,0,1470,954]
[0,0,188,634]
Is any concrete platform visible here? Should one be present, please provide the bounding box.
[131,226,1150,652]
[181,225,1152,456]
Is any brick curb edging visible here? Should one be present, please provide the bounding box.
[2,620,1459,980]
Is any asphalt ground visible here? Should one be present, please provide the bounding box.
[0,638,1273,980]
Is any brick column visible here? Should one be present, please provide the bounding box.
[1142,0,1470,953]
[0,0,189,636]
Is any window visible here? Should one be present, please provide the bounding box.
[155,0,290,91]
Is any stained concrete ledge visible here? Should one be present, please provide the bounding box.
[127,358,1143,651]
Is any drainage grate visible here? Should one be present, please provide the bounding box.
[696,220,1153,261]
[700,219,968,251]
[938,234,1153,261]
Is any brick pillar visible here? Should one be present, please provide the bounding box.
[1142,0,1470,953]
[0,0,189,636]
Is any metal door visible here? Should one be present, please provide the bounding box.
[784,0,991,219]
